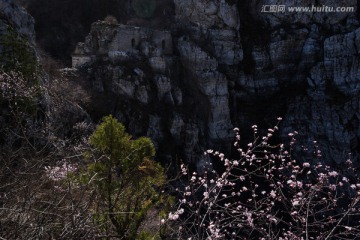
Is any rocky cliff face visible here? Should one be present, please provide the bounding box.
[239,0,360,165]
[72,0,360,170]
[0,0,35,44]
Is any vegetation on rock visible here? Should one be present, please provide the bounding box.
[0,27,38,78]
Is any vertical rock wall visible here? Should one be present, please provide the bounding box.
[72,0,360,170]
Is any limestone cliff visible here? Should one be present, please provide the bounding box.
[72,0,360,169]
[238,0,360,165]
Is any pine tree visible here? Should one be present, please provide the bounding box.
[81,115,167,239]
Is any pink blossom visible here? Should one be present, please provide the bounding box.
[270,190,276,198]
[303,162,310,167]
[203,192,209,199]
[328,171,338,177]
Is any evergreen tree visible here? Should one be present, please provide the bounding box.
[80,115,167,239]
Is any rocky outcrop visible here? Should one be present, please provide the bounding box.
[177,39,232,141]
[72,15,239,168]
[174,0,240,29]
[324,28,360,96]
[279,26,360,165]
[242,0,360,165]
[72,0,360,170]
[0,0,35,44]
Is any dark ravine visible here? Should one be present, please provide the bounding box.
[7,0,360,172]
